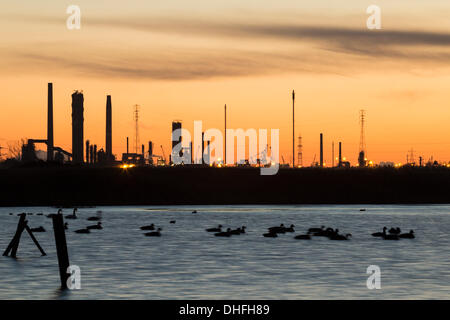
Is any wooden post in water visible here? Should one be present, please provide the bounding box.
[3,213,27,258]
[24,225,47,256]
[3,213,47,257]
[52,213,70,289]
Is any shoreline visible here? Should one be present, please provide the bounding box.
[1,166,450,207]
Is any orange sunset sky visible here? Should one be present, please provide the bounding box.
[1,1,450,165]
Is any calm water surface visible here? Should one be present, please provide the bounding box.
[0,205,449,299]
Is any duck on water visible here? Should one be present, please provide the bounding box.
[283,224,295,232]
[399,230,415,239]
[376,227,399,240]
[87,222,102,230]
[308,226,325,233]
[311,227,335,237]
[268,224,285,234]
[372,227,387,237]
[229,227,246,235]
[145,228,162,237]
[140,223,155,231]
[294,234,311,240]
[30,226,46,233]
[309,227,351,240]
[74,228,90,234]
[206,225,222,232]
[215,228,232,237]
[388,227,401,235]
[66,208,78,219]
[263,231,278,238]
[46,209,62,218]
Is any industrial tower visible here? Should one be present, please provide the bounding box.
[224,104,227,165]
[292,90,295,167]
[71,90,84,164]
[106,96,112,160]
[320,133,323,167]
[332,141,334,167]
[133,104,140,154]
[47,83,54,161]
[358,109,367,167]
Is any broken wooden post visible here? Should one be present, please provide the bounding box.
[24,225,47,256]
[52,213,70,289]
[3,213,47,258]
[3,213,27,258]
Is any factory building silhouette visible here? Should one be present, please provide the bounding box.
[17,83,386,169]
[21,83,118,165]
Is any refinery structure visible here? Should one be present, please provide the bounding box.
[9,82,449,169]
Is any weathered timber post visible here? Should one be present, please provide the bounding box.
[52,213,70,289]
[3,213,27,258]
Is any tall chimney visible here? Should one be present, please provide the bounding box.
[224,104,227,165]
[320,133,323,167]
[71,91,84,164]
[86,140,90,163]
[207,140,211,165]
[126,137,129,154]
[339,142,342,167]
[47,83,54,161]
[148,141,153,164]
[201,132,205,164]
[106,95,112,160]
[90,145,94,164]
[142,144,145,156]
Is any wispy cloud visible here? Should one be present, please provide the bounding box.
[2,14,450,80]
[4,47,338,80]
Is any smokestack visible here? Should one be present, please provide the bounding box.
[94,144,97,163]
[207,140,211,165]
[142,144,145,156]
[332,141,335,167]
[90,145,94,164]
[126,137,129,154]
[71,91,84,164]
[292,90,295,168]
[106,95,112,160]
[320,133,323,167]
[201,132,205,164]
[47,83,54,161]
[86,140,90,163]
[224,104,227,164]
[339,142,342,167]
[148,141,153,165]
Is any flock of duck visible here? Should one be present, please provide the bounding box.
[261,224,353,240]
[203,223,415,241]
[9,208,103,234]
[371,227,415,240]
[8,209,416,241]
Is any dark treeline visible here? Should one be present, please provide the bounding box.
[1,166,450,207]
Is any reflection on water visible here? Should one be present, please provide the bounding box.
[0,205,449,299]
